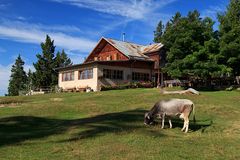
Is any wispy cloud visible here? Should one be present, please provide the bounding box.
[65,50,87,64]
[52,0,152,19]
[0,63,34,96]
[0,19,82,33]
[0,20,97,53]
[0,64,10,96]
[16,16,27,21]
[0,2,10,11]
[51,0,176,41]
[52,0,176,20]
[0,4,8,9]
[2,0,176,37]
[0,47,6,53]
[201,5,226,20]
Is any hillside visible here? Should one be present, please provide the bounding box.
[0,88,239,159]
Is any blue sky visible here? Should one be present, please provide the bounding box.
[0,0,229,95]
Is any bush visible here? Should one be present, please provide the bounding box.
[101,81,154,91]
[134,81,154,88]
[101,84,130,91]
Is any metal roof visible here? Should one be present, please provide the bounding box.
[104,38,163,59]
[141,43,164,54]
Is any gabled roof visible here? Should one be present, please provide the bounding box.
[105,38,148,59]
[105,37,164,58]
[85,37,164,62]
[141,43,164,54]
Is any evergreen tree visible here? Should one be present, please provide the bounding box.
[26,69,34,91]
[218,0,240,77]
[154,21,164,43]
[154,10,229,83]
[8,54,27,96]
[55,49,72,68]
[52,49,72,84]
[33,35,56,88]
[33,35,72,88]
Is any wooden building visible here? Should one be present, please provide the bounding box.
[57,37,165,91]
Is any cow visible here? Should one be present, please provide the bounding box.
[144,98,196,133]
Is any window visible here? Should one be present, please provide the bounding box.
[132,72,149,81]
[79,68,93,79]
[94,57,98,61]
[62,71,74,81]
[103,69,123,80]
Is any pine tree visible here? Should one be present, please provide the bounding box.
[218,0,240,77]
[154,21,164,43]
[154,10,229,84]
[52,49,72,84]
[8,54,27,96]
[33,35,72,88]
[33,35,56,88]
[26,69,34,91]
[55,49,72,68]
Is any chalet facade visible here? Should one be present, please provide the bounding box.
[57,37,165,91]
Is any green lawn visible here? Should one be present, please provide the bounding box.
[0,88,239,160]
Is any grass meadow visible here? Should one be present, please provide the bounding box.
[0,88,239,160]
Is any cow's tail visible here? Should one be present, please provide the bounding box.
[192,103,196,123]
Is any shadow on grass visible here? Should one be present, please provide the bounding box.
[0,109,211,146]
[0,109,151,146]
[153,118,212,133]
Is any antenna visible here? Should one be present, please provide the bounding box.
[122,32,125,42]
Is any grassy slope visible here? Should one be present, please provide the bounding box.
[0,88,239,160]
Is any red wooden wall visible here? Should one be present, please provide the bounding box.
[145,51,160,69]
[85,42,128,63]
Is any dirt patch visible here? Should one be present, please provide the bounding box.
[0,103,22,108]
[224,121,240,135]
[50,98,63,102]
[0,99,26,108]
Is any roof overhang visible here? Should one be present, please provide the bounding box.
[55,59,154,72]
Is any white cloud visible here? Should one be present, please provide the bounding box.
[201,5,226,20]
[65,50,86,64]
[0,20,97,53]
[51,0,176,41]
[0,64,11,96]
[52,0,151,19]
[0,63,34,96]
[52,0,176,20]
[17,16,27,21]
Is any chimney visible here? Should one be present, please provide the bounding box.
[122,32,125,42]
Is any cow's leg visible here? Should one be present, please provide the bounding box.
[182,115,190,132]
[161,113,165,129]
[180,113,186,131]
[185,118,189,133]
[183,106,191,133]
[181,120,186,131]
[180,105,192,132]
[169,119,172,128]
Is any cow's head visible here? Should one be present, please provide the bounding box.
[144,112,154,125]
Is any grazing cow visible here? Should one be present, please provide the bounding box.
[144,98,195,133]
